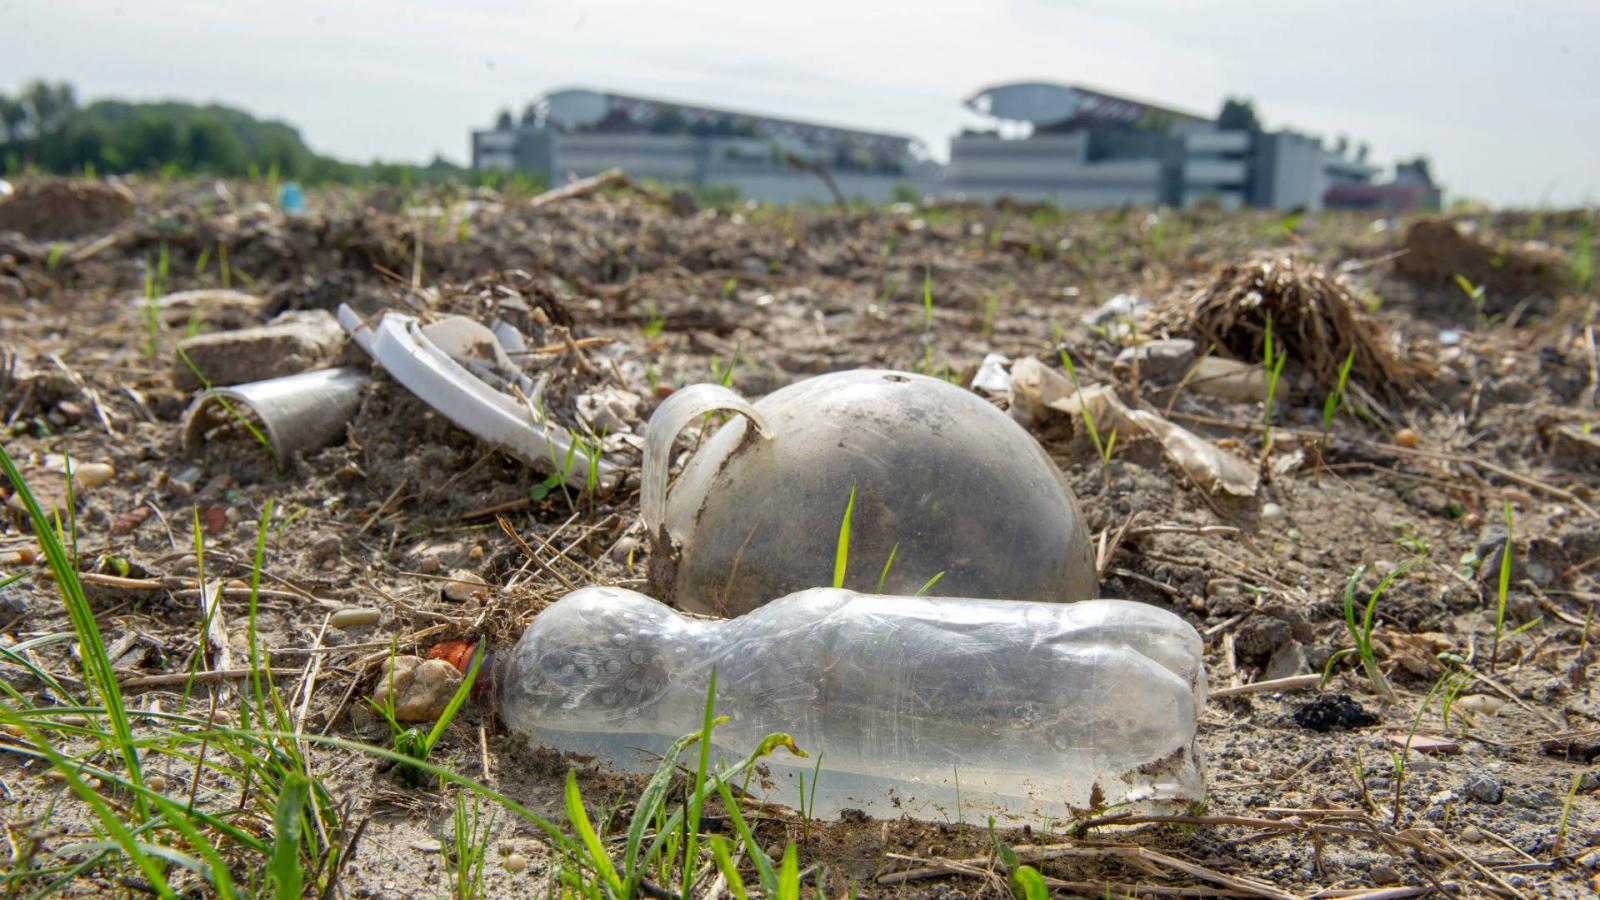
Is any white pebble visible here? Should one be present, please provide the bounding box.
[330,607,381,629]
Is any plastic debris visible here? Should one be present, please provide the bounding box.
[279,181,305,213]
[1186,356,1269,402]
[338,304,620,489]
[1081,293,1151,340]
[498,585,1206,822]
[1010,358,1259,497]
[182,367,370,462]
[642,370,1096,616]
[971,352,1012,395]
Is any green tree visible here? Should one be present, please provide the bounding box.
[1217,97,1260,132]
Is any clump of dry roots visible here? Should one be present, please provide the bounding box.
[1148,256,1430,405]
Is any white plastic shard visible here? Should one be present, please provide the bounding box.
[1010,357,1259,497]
[498,586,1207,824]
[642,370,1097,616]
[337,304,620,489]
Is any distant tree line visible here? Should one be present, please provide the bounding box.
[1,79,480,186]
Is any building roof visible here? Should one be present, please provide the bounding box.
[964,81,1210,129]
[534,87,919,157]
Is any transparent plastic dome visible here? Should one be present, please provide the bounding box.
[642,370,1096,617]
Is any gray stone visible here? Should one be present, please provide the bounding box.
[1465,774,1503,804]
[1262,641,1310,680]
[1113,339,1197,383]
[173,310,345,391]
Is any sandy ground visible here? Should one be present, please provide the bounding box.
[2,177,1597,897]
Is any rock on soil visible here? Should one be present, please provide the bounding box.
[0,179,134,238]
[172,309,345,389]
[371,655,463,723]
[1395,217,1567,300]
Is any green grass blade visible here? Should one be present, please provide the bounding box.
[1323,347,1357,431]
[708,836,748,900]
[776,843,800,900]
[565,770,623,895]
[622,731,701,888]
[1492,500,1514,670]
[639,731,807,870]
[21,728,169,894]
[874,543,899,594]
[680,668,718,898]
[833,485,855,589]
[269,772,310,900]
[714,779,779,896]
[0,445,145,807]
[1008,865,1049,900]
[987,817,1019,871]
[914,572,945,597]
[423,642,484,755]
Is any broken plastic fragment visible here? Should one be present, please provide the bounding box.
[642,370,1095,616]
[337,304,619,489]
[499,585,1207,823]
[181,367,369,461]
[1010,358,1258,497]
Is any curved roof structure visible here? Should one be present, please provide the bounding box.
[533,87,920,159]
[964,81,1208,129]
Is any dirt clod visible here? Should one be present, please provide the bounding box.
[1396,216,1567,300]
[0,178,134,238]
[1291,694,1378,731]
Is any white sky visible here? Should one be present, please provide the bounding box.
[6,0,1596,206]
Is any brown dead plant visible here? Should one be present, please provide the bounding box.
[1149,256,1430,406]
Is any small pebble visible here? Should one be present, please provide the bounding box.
[1459,824,1483,843]
[146,773,169,793]
[1453,694,1505,716]
[442,570,489,604]
[503,853,529,873]
[331,607,381,630]
[73,462,116,488]
[1465,775,1503,804]
[308,535,342,561]
[1394,428,1419,448]
[1261,502,1285,523]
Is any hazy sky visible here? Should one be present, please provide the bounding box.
[6,0,1596,206]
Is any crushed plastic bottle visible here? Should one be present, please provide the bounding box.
[498,586,1206,823]
[642,370,1096,616]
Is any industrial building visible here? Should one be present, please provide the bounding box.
[472,83,1437,210]
[473,87,935,204]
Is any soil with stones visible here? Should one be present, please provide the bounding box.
[2,176,1598,897]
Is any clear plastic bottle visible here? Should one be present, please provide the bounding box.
[497,586,1205,823]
